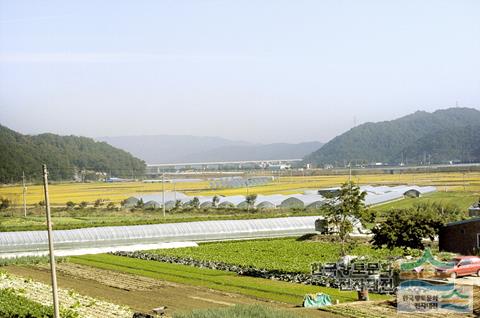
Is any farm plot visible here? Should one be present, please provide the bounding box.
[0,288,77,318]
[71,254,390,304]
[41,262,175,291]
[146,237,405,273]
[0,271,133,317]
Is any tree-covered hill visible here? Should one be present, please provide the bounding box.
[400,125,480,164]
[304,107,480,166]
[0,125,146,183]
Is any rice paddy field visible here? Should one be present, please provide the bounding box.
[0,170,478,231]
[0,171,479,206]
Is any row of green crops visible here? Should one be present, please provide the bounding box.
[0,288,78,318]
[173,304,299,318]
[71,254,390,304]
[147,237,406,273]
[0,256,67,267]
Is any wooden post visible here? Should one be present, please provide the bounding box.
[42,164,60,318]
[162,173,166,217]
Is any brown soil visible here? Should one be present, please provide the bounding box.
[5,265,341,318]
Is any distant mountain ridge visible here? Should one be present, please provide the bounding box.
[182,141,323,163]
[100,135,323,164]
[304,107,480,166]
[0,124,145,183]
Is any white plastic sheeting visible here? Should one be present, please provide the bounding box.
[0,216,320,256]
[0,242,198,259]
[133,185,436,208]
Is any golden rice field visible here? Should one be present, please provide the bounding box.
[0,171,479,206]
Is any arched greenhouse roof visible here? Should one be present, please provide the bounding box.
[257,201,276,209]
[279,197,304,208]
[0,216,320,256]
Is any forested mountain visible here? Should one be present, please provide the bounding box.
[100,135,322,164]
[0,125,146,183]
[401,125,480,164]
[304,107,480,166]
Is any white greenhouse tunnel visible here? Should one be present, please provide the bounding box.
[126,185,436,209]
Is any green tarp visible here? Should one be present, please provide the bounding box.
[303,293,332,308]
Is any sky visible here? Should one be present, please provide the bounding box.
[0,0,479,144]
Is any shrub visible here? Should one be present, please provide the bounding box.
[66,201,76,209]
[94,199,104,207]
[0,197,11,210]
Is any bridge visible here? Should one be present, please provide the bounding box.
[145,159,302,174]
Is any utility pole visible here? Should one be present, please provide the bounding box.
[22,171,27,217]
[42,164,60,318]
[173,179,176,202]
[246,178,250,212]
[349,162,352,183]
[162,173,166,217]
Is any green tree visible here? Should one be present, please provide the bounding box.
[174,199,182,210]
[212,195,220,208]
[371,208,440,250]
[135,199,144,209]
[79,201,88,209]
[371,202,464,250]
[94,199,105,207]
[189,197,200,209]
[324,181,369,255]
[66,201,76,209]
[0,197,11,210]
[245,194,258,210]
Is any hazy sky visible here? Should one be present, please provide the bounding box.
[1,0,479,144]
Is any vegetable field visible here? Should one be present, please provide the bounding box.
[0,288,78,318]
[147,237,405,273]
[0,271,132,317]
[71,254,390,304]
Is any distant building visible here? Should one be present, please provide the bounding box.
[439,218,480,255]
